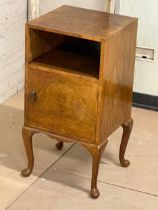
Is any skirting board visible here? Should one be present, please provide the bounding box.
[133,92,158,112]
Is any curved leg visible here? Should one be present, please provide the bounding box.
[21,126,36,177]
[119,118,133,167]
[56,141,64,150]
[82,140,108,199]
[90,148,101,199]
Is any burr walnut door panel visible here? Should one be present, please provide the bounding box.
[26,68,98,143]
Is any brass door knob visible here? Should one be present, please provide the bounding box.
[30,89,38,102]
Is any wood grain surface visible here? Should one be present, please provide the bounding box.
[98,20,138,142]
[27,68,98,143]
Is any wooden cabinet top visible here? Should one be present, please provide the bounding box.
[27,5,137,42]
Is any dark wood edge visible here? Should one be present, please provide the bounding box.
[26,24,103,42]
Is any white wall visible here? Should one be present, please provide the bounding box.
[39,0,64,14]
[39,0,105,14]
[0,0,27,103]
[119,0,158,96]
[65,0,105,11]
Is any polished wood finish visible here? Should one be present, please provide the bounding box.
[22,5,138,198]
[99,20,138,143]
[27,5,136,42]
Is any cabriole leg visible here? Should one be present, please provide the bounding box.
[82,140,108,199]
[21,126,36,177]
[119,118,133,167]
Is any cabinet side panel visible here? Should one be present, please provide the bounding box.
[101,20,138,140]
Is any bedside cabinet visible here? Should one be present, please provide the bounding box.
[21,5,138,198]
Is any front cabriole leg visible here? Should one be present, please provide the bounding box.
[21,126,37,177]
[82,140,108,199]
[119,118,133,167]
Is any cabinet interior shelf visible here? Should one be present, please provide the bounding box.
[28,29,101,79]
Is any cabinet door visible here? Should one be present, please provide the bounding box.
[26,68,98,143]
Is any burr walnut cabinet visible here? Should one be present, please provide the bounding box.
[21,5,138,198]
